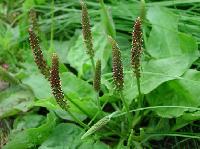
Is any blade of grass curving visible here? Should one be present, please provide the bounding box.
[99,0,116,38]
[112,106,200,119]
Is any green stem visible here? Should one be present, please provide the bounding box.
[119,91,132,130]
[96,92,101,111]
[117,139,125,149]
[67,110,89,129]
[140,0,146,22]
[132,110,148,128]
[90,57,95,72]
[132,113,142,128]
[50,0,54,52]
[136,77,143,107]
[88,111,100,126]
[88,96,108,126]
[87,92,101,125]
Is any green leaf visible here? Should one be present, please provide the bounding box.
[13,114,45,131]
[24,71,98,119]
[146,6,180,58]
[146,6,198,58]
[22,73,52,99]
[33,98,86,121]
[39,123,110,149]
[22,70,96,100]
[35,97,88,121]
[61,72,96,100]
[122,7,199,104]
[3,112,57,149]
[67,96,99,119]
[61,72,100,118]
[0,86,34,118]
[53,40,69,64]
[0,67,20,85]
[147,69,200,118]
[173,111,200,130]
[33,97,97,121]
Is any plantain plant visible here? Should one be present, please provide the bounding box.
[26,1,148,148]
[16,1,199,149]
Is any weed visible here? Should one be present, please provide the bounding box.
[1,0,200,148]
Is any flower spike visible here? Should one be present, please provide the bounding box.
[28,28,50,79]
[81,0,94,58]
[50,53,67,110]
[131,17,143,78]
[109,36,124,91]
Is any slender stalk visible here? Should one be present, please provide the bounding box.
[87,93,101,126]
[136,77,143,107]
[112,103,120,111]
[96,92,101,111]
[67,109,89,129]
[88,96,108,126]
[135,76,143,131]
[117,139,125,149]
[50,0,54,52]
[90,57,96,72]
[140,0,146,22]
[88,111,100,126]
[131,107,148,129]
[119,91,132,129]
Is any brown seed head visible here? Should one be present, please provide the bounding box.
[109,36,124,91]
[28,28,50,79]
[93,60,101,92]
[81,0,94,58]
[50,53,68,110]
[131,17,142,78]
